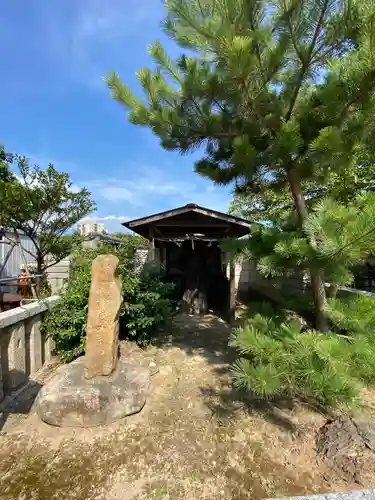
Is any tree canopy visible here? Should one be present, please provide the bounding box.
[106,0,375,330]
[230,159,375,223]
[0,146,16,183]
[0,151,96,276]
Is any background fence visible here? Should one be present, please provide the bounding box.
[0,231,37,293]
[0,232,70,295]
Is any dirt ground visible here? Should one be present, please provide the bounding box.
[0,313,373,500]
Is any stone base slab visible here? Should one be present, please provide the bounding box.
[35,358,150,427]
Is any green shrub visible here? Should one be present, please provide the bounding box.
[326,294,375,337]
[119,263,176,346]
[229,303,371,407]
[42,242,175,361]
[325,294,375,386]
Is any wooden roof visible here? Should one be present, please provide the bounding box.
[123,204,251,240]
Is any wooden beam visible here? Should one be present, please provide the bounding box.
[125,205,251,229]
[153,226,164,237]
[156,222,229,228]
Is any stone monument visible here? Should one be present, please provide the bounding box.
[85,255,122,379]
[36,254,150,427]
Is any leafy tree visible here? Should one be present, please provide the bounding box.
[0,154,96,286]
[105,0,375,331]
[109,232,149,248]
[0,146,16,183]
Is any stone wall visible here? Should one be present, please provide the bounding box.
[0,296,59,402]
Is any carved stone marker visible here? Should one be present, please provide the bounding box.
[36,254,151,428]
[84,254,122,379]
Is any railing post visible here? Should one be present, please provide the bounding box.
[29,314,43,374]
[7,323,27,391]
[44,336,55,363]
[0,344,4,402]
[0,296,59,398]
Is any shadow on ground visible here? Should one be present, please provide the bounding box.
[155,312,236,365]
[0,375,42,432]
[156,312,329,436]
[199,383,330,436]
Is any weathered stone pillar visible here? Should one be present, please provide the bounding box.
[84,255,122,379]
[36,254,150,427]
[28,315,43,375]
[44,336,55,363]
[7,323,27,391]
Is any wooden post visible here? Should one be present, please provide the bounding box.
[228,259,236,325]
[149,227,155,263]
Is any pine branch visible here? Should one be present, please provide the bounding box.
[285,0,329,121]
[282,0,305,65]
[170,0,215,42]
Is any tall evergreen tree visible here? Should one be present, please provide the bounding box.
[106,0,375,331]
[230,159,375,224]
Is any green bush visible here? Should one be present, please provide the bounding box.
[325,294,375,337]
[326,293,375,386]
[42,242,175,362]
[229,299,375,408]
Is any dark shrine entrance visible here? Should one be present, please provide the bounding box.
[124,204,251,319]
[166,239,228,314]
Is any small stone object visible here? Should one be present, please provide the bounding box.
[84,255,122,379]
[36,358,150,427]
[353,417,375,452]
[149,361,159,376]
[317,416,375,484]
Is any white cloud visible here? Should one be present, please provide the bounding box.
[70,183,81,193]
[100,186,134,202]
[79,215,129,223]
[95,172,231,214]
[78,214,130,234]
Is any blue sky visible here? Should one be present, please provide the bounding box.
[0,0,232,233]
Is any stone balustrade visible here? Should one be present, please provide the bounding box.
[270,489,375,500]
[0,296,59,402]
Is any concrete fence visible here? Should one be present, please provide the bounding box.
[0,296,59,402]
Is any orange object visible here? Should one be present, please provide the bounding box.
[17,271,32,297]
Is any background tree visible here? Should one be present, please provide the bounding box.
[0,146,16,183]
[0,153,96,285]
[106,0,375,330]
[230,157,375,224]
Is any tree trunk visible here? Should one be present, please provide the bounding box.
[326,283,339,299]
[287,168,329,332]
[36,253,44,296]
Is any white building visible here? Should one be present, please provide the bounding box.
[76,222,105,236]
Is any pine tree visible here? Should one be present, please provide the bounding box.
[234,192,375,296]
[230,159,375,224]
[106,0,375,331]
